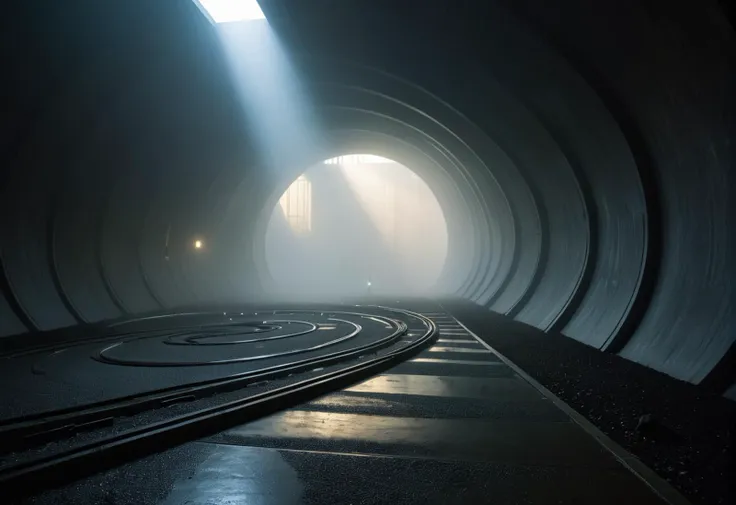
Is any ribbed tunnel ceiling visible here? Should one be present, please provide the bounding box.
[0,1,734,395]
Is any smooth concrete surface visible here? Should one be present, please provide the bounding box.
[24,442,673,505]
[388,360,516,378]
[24,311,672,504]
[214,409,620,467]
[409,357,505,366]
[427,346,494,353]
[343,374,544,401]
[420,354,501,364]
[0,309,414,421]
[302,392,570,422]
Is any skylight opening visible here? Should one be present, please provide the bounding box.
[324,155,395,165]
[194,0,266,23]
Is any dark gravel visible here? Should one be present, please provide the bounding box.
[444,299,736,505]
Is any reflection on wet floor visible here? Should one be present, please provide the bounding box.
[427,346,493,353]
[344,374,543,400]
[150,442,666,505]
[24,309,673,505]
[410,357,503,365]
[217,409,619,466]
[158,444,304,505]
[207,312,622,469]
[303,391,570,422]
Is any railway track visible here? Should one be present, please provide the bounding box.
[3,302,688,505]
[0,305,437,499]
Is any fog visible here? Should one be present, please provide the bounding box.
[264,155,449,299]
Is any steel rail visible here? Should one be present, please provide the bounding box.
[0,308,424,454]
[0,307,437,498]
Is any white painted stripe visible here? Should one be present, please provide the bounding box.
[343,374,541,401]
[411,358,504,366]
[428,346,492,353]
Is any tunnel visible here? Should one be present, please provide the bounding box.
[0,1,734,504]
[263,155,451,298]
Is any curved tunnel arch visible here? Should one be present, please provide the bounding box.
[258,153,452,296]
[0,0,734,395]
[253,143,476,298]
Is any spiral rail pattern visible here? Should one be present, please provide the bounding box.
[0,0,733,396]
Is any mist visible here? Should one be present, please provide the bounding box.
[264,155,449,300]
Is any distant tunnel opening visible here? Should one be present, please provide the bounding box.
[264,154,449,298]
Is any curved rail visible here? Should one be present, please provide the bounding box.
[0,305,437,496]
[96,317,365,366]
[0,306,432,457]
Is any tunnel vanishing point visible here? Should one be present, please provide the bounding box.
[0,0,734,399]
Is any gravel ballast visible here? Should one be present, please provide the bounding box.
[444,299,735,505]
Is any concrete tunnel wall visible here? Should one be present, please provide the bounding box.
[0,0,733,395]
